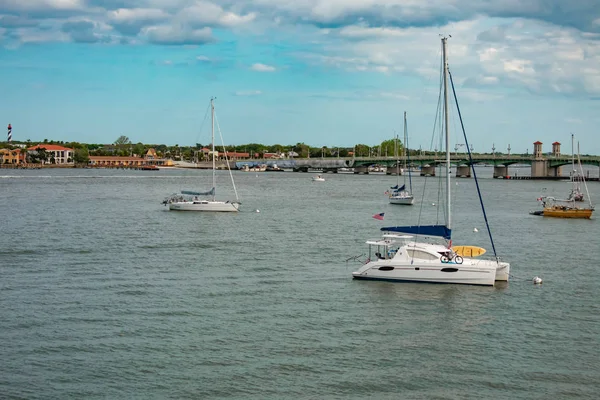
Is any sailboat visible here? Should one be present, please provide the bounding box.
[568,134,584,202]
[163,98,241,212]
[352,37,510,286]
[389,111,414,205]
[532,136,593,219]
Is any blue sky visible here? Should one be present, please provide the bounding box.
[1,0,599,154]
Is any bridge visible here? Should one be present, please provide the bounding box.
[235,153,600,179]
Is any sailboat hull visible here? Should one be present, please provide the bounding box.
[542,207,593,219]
[169,201,239,212]
[352,259,500,286]
[389,195,414,205]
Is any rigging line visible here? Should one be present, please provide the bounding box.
[213,111,240,202]
[406,115,413,193]
[429,47,444,153]
[195,102,212,146]
[577,144,594,207]
[448,69,498,260]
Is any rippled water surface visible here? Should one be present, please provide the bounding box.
[1,168,599,399]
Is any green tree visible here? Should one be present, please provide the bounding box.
[354,144,370,157]
[114,135,131,145]
[132,142,145,156]
[380,138,403,158]
[73,148,90,165]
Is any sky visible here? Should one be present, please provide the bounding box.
[0,1,599,154]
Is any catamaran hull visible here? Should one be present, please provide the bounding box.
[389,196,414,205]
[352,261,498,286]
[169,201,239,212]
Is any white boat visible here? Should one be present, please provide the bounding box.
[163,98,240,212]
[389,111,414,205]
[352,37,510,286]
[312,174,325,182]
[567,134,585,202]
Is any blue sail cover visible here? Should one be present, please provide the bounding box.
[181,188,215,196]
[390,184,405,191]
[381,225,451,240]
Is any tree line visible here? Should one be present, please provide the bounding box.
[1,135,407,164]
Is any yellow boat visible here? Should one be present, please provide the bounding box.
[542,205,593,219]
[452,245,487,257]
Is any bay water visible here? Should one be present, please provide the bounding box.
[1,168,598,399]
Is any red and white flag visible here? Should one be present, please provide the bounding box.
[372,212,385,221]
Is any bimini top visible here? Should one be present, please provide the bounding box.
[381,225,451,240]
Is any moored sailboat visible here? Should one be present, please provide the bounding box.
[389,111,414,205]
[352,37,510,286]
[163,98,240,212]
[532,136,593,219]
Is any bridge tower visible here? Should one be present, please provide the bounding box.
[531,140,548,177]
[552,141,561,156]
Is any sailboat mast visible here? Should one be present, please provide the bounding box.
[211,97,216,201]
[442,37,451,231]
[571,133,575,174]
[403,111,407,187]
[395,131,399,183]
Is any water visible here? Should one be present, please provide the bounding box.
[1,168,599,399]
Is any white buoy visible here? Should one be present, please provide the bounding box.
[432,203,436,206]
[533,276,543,284]
[255,209,260,213]
[473,228,479,232]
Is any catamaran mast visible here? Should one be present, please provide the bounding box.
[442,37,451,232]
[211,97,216,201]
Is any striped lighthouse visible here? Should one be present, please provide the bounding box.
[7,124,12,143]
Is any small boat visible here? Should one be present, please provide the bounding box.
[389,111,414,205]
[163,98,240,212]
[312,174,325,182]
[532,136,593,219]
[141,165,159,171]
[352,37,510,286]
[567,134,585,202]
[533,196,593,219]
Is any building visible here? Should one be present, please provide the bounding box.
[0,148,25,164]
[89,156,146,167]
[27,144,74,164]
[89,149,173,167]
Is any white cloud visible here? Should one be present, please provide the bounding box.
[144,25,214,45]
[251,63,276,72]
[235,90,263,96]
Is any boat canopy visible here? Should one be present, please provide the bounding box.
[390,184,405,191]
[181,188,215,196]
[381,225,451,240]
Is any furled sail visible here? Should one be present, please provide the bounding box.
[181,188,215,196]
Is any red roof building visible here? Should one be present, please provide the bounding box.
[27,144,74,164]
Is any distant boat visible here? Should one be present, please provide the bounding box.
[312,174,325,182]
[389,111,414,205]
[532,136,593,219]
[162,98,240,212]
[567,134,585,202]
[141,165,159,171]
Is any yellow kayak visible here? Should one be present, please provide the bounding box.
[452,245,487,257]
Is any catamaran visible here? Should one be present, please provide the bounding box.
[163,98,240,212]
[352,37,510,286]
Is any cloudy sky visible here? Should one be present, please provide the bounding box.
[1,0,599,154]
